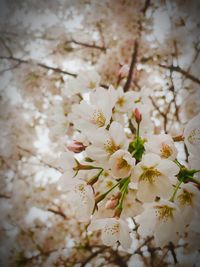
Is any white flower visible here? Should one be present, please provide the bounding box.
[88,217,131,249]
[86,121,128,166]
[144,134,177,160]
[121,188,143,218]
[188,155,200,179]
[175,183,200,224]
[68,87,114,134]
[113,87,138,113]
[109,149,135,179]
[135,200,183,247]
[132,153,179,202]
[58,151,78,177]
[64,70,100,96]
[184,113,200,156]
[59,177,95,222]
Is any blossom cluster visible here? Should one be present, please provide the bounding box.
[58,71,200,250]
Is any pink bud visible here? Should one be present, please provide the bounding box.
[105,198,119,209]
[67,141,86,153]
[118,64,129,78]
[134,108,142,123]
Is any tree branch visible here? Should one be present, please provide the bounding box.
[159,64,200,85]
[0,55,77,77]
[47,208,68,220]
[70,38,106,52]
[123,41,138,92]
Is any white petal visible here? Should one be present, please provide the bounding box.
[157,159,179,177]
[119,220,132,249]
[142,153,160,167]
[109,121,128,148]
[59,151,76,171]
[88,219,107,232]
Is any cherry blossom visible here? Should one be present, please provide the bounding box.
[88,218,131,249]
[144,134,178,160]
[59,177,95,222]
[135,200,183,247]
[109,149,135,179]
[184,113,200,156]
[86,121,128,166]
[132,153,179,202]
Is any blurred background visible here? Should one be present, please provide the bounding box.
[0,0,200,266]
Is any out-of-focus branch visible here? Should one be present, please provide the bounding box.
[159,64,200,85]
[0,194,11,199]
[168,242,178,264]
[123,0,151,92]
[17,145,61,172]
[47,208,68,220]
[0,55,109,88]
[0,55,77,77]
[70,38,106,52]
[169,73,180,122]
[80,247,106,267]
[0,37,13,57]
[149,96,170,133]
[123,41,138,92]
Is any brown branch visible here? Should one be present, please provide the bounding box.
[149,96,168,132]
[123,41,138,92]
[134,236,154,255]
[159,64,200,85]
[47,208,68,220]
[141,0,151,14]
[0,55,109,88]
[0,194,11,199]
[123,0,150,92]
[17,145,61,172]
[0,56,77,77]
[71,38,106,52]
[168,242,178,264]
[80,247,106,267]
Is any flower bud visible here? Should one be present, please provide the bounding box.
[105,192,121,209]
[134,108,142,123]
[67,141,86,153]
[105,198,119,209]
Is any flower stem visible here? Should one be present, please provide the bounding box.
[169,180,182,202]
[187,176,200,185]
[87,168,103,186]
[114,177,130,217]
[95,179,123,204]
[173,159,182,168]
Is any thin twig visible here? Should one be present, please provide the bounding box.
[159,64,200,85]
[0,55,77,77]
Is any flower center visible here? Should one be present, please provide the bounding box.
[160,144,173,158]
[92,110,106,127]
[88,81,96,89]
[116,96,125,107]
[104,140,120,155]
[139,166,161,183]
[116,157,130,171]
[106,180,115,189]
[155,205,174,221]
[178,190,194,206]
